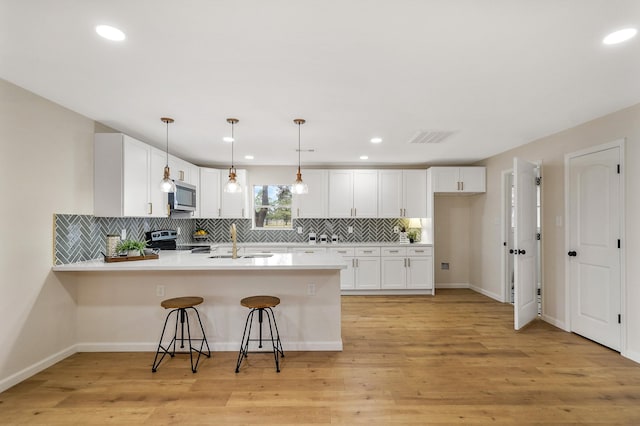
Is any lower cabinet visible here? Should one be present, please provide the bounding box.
[381,246,433,290]
[329,247,381,290]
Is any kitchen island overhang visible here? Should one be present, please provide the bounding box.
[54,252,346,352]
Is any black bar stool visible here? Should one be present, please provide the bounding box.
[152,296,211,373]
[235,295,285,373]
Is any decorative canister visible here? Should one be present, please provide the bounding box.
[106,234,121,257]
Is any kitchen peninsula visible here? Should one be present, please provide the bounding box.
[53,252,346,352]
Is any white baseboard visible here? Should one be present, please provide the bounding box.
[342,289,433,296]
[541,313,566,330]
[76,340,343,353]
[0,345,77,393]
[622,349,640,364]
[469,284,502,302]
[435,282,469,289]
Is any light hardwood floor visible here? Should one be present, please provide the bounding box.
[2,289,640,424]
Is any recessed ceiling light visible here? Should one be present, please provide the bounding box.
[244,155,254,160]
[603,28,637,45]
[360,155,369,160]
[370,137,382,144]
[223,136,234,143]
[95,25,126,41]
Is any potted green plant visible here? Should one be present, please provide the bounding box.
[116,239,147,257]
[407,229,420,243]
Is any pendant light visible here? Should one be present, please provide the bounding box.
[224,118,242,193]
[160,117,176,193]
[292,118,308,194]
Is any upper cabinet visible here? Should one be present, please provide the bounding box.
[378,169,427,218]
[168,154,200,217]
[199,168,249,218]
[328,170,378,218]
[94,133,168,217]
[430,166,485,193]
[292,169,328,218]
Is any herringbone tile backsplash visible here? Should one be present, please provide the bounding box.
[54,214,410,264]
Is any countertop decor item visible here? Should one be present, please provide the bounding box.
[159,117,177,193]
[292,118,309,194]
[115,239,147,257]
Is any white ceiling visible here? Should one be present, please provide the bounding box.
[2,0,639,167]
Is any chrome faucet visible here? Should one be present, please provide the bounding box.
[230,223,238,259]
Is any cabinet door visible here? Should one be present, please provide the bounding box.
[353,170,378,217]
[149,146,169,217]
[406,256,433,289]
[459,167,486,192]
[292,169,328,218]
[355,257,381,289]
[199,168,221,218]
[123,137,151,217]
[403,169,427,217]
[341,257,356,290]
[431,167,460,192]
[378,170,403,218]
[168,155,188,182]
[381,257,407,289]
[328,170,354,217]
[220,169,248,218]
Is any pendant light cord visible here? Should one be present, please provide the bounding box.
[165,120,169,167]
[231,121,235,169]
[297,122,301,172]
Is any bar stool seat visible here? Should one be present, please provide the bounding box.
[235,295,285,373]
[152,296,211,373]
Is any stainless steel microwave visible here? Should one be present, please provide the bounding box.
[168,181,196,212]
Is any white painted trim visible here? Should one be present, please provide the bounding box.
[436,283,469,289]
[564,139,626,338]
[341,289,433,296]
[76,340,343,353]
[468,284,502,302]
[541,313,566,330]
[622,349,640,365]
[0,345,77,393]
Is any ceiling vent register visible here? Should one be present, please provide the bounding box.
[408,130,455,144]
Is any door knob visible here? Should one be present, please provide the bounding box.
[518,249,526,255]
[509,249,514,254]
[568,251,577,257]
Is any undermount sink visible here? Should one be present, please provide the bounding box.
[209,254,274,259]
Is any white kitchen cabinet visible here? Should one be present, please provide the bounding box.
[292,169,328,218]
[378,169,427,218]
[430,166,485,193]
[292,247,328,254]
[168,155,200,217]
[381,246,433,290]
[220,168,249,218]
[328,170,378,217]
[329,247,380,289]
[329,247,356,290]
[199,168,221,218]
[94,133,168,217]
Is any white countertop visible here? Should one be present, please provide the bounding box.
[52,251,347,272]
[188,242,432,248]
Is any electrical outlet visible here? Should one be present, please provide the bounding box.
[156,285,165,297]
[297,226,303,234]
[393,226,399,233]
[348,226,353,234]
[121,229,127,240]
[307,283,316,296]
[177,227,181,235]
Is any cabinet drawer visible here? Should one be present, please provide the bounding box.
[355,247,380,257]
[381,247,407,257]
[292,247,327,254]
[329,247,355,257]
[407,246,432,256]
[244,247,288,254]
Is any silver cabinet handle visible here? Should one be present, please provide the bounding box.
[338,250,347,254]
[297,208,300,217]
[389,250,399,253]
[461,181,464,191]
[354,208,356,217]
[148,202,153,215]
[407,258,411,267]
[179,170,185,181]
[403,258,407,267]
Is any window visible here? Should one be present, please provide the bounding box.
[253,185,293,229]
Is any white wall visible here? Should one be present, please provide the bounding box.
[470,102,640,361]
[0,79,95,391]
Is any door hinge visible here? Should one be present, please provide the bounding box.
[618,239,621,249]
[537,288,541,296]
[618,314,622,324]
[535,176,542,186]
[536,232,541,240]
[617,164,620,174]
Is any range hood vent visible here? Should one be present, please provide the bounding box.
[408,130,455,144]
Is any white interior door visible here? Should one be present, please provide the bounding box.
[513,157,538,330]
[568,146,621,350]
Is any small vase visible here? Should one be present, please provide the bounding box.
[127,250,140,257]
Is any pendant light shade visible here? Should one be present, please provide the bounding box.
[160,117,176,193]
[292,118,308,195]
[224,118,242,193]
